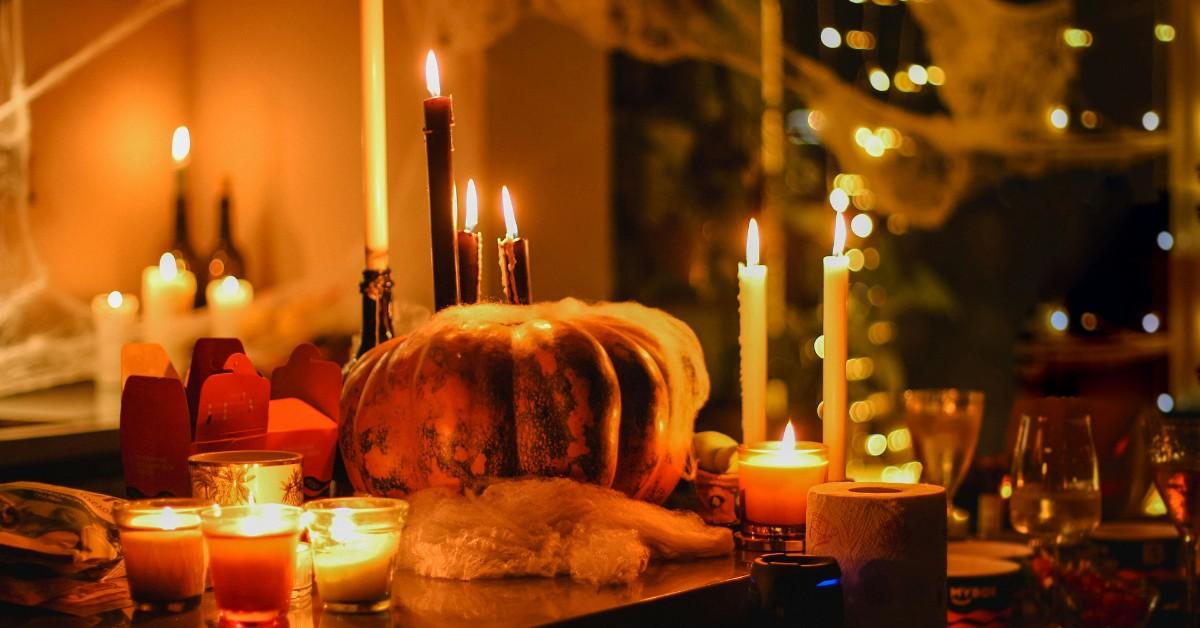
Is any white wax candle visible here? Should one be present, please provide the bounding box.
[312,513,400,603]
[141,252,196,368]
[120,509,206,602]
[360,0,389,270]
[822,213,849,481]
[206,275,254,338]
[90,291,138,388]
[738,218,768,446]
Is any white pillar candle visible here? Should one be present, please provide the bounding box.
[141,252,196,369]
[90,291,138,388]
[738,218,768,446]
[206,275,253,338]
[822,212,849,481]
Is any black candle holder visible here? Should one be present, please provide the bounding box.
[747,553,843,627]
[357,268,394,358]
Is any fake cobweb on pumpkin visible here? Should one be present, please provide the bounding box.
[0,0,1166,395]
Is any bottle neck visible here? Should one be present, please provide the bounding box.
[218,198,233,241]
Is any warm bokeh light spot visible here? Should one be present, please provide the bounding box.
[868,68,890,92]
[106,291,123,308]
[1049,107,1069,130]
[820,27,841,48]
[171,126,190,163]
[159,252,178,280]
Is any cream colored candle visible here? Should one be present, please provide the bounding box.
[738,218,767,446]
[360,0,389,270]
[312,511,400,604]
[114,501,208,608]
[738,423,829,525]
[822,213,849,481]
[141,252,196,367]
[206,275,253,338]
[90,291,138,388]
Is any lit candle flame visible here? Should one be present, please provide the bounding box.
[330,507,356,544]
[746,218,761,266]
[465,179,479,232]
[219,275,240,295]
[106,291,123,309]
[781,421,796,450]
[158,252,178,280]
[832,212,847,257]
[501,185,519,238]
[425,50,441,97]
[160,506,180,531]
[171,126,190,164]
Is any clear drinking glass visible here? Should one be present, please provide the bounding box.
[1009,399,1101,546]
[305,497,408,613]
[1148,415,1200,626]
[903,388,984,511]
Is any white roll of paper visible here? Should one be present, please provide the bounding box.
[806,482,947,628]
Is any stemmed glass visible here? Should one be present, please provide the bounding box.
[1009,399,1101,546]
[902,389,984,513]
[1148,415,1200,626]
[1009,398,1101,626]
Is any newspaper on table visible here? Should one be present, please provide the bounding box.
[0,481,130,615]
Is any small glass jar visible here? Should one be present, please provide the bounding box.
[114,498,210,613]
[737,440,828,550]
[304,497,408,613]
[200,503,303,625]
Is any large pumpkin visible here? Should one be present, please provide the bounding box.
[339,298,709,503]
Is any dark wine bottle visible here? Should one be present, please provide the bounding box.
[169,193,203,307]
[205,180,247,286]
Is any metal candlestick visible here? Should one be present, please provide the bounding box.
[357,268,394,358]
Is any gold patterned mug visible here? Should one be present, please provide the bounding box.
[188,451,304,506]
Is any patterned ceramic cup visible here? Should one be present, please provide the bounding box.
[188,451,304,506]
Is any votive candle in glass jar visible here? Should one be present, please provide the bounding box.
[304,497,408,613]
[200,503,302,624]
[739,423,829,529]
[114,498,209,613]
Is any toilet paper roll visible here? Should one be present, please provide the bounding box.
[806,482,947,628]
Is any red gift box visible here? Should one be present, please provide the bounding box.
[119,339,341,499]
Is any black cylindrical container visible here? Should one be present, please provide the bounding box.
[748,554,843,627]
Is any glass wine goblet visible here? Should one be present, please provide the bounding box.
[1148,415,1200,626]
[1009,399,1102,547]
[902,388,984,515]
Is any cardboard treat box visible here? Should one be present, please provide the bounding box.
[119,339,341,500]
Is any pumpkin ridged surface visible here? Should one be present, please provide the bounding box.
[339,299,709,503]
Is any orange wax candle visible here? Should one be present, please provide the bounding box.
[739,423,829,526]
[201,504,302,624]
[114,499,208,611]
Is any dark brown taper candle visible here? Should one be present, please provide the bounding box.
[423,51,459,310]
[498,186,532,305]
[456,179,482,303]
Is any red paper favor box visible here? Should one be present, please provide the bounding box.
[120,339,341,499]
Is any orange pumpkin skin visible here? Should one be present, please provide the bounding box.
[339,299,709,503]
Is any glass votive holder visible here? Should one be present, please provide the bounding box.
[304,497,408,614]
[200,503,303,625]
[292,542,313,602]
[736,439,828,552]
[188,450,304,506]
[114,498,210,613]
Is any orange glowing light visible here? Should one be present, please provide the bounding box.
[832,212,847,256]
[171,126,190,163]
[465,179,479,232]
[746,218,761,266]
[999,475,1013,499]
[781,421,796,450]
[158,252,178,280]
[425,50,441,97]
[501,185,518,238]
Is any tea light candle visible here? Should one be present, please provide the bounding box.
[91,291,138,388]
[206,275,253,338]
[114,499,208,612]
[739,423,829,526]
[305,497,407,614]
[201,504,302,624]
